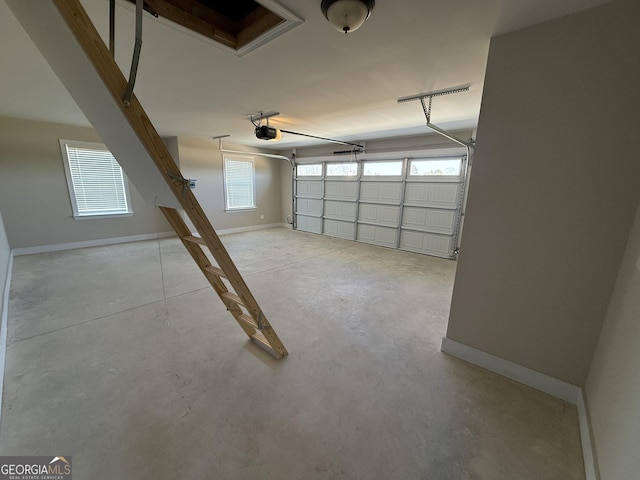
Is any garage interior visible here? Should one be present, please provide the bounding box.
[0,1,639,479]
[3,230,585,479]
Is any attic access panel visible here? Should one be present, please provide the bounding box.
[127,0,302,55]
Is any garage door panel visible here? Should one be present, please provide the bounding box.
[295,156,465,259]
[402,207,456,235]
[325,181,358,201]
[357,224,398,248]
[360,182,403,205]
[359,203,401,227]
[404,183,459,209]
[296,198,323,217]
[324,200,357,221]
[399,230,452,258]
[296,180,323,198]
[297,215,323,234]
[324,219,356,239]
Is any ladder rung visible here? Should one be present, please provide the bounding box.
[252,330,269,344]
[158,207,287,359]
[236,313,259,329]
[221,292,246,307]
[183,235,206,246]
[203,265,226,278]
[251,331,276,355]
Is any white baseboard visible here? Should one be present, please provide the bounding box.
[217,223,288,236]
[12,224,294,256]
[577,390,600,480]
[441,337,599,479]
[441,337,581,404]
[0,250,14,424]
[12,231,176,256]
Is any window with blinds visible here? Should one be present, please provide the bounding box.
[60,140,132,218]
[223,155,256,211]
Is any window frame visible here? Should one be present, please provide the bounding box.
[59,139,133,219]
[223,154,257,212]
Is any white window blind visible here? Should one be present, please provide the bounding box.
[60,140,132,218]
[224,156,256,210]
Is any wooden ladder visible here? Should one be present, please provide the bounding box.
[159,207,287,359]
[14,0,290,359]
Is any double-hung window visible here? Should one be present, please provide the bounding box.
[223,155,256,211]
[60,140,132,218]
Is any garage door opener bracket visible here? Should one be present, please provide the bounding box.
[398,85,475,259]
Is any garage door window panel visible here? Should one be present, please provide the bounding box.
[362,160,403,178]
[296,164,323,177]
[409,158,462,178]
[326,162,358,177]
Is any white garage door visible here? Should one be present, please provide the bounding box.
[323,162,359,240]
[294,156,466,259]
[295,164,323,234]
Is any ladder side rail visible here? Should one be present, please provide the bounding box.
[52,0,286,356]
[159,207,258,338]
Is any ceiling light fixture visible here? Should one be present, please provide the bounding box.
[321,0,375,34]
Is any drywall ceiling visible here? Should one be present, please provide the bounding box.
[0,0,611,149]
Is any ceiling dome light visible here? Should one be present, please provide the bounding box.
[321,0,375,34]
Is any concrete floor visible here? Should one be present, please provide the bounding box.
[1,228,585,479]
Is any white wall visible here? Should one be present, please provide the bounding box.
[0,116,170,248]
[585,200,640,480]
[177,136,283,231]
[0,116,286,249]
[445,0,640,386]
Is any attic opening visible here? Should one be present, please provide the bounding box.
[126,0,301,55]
